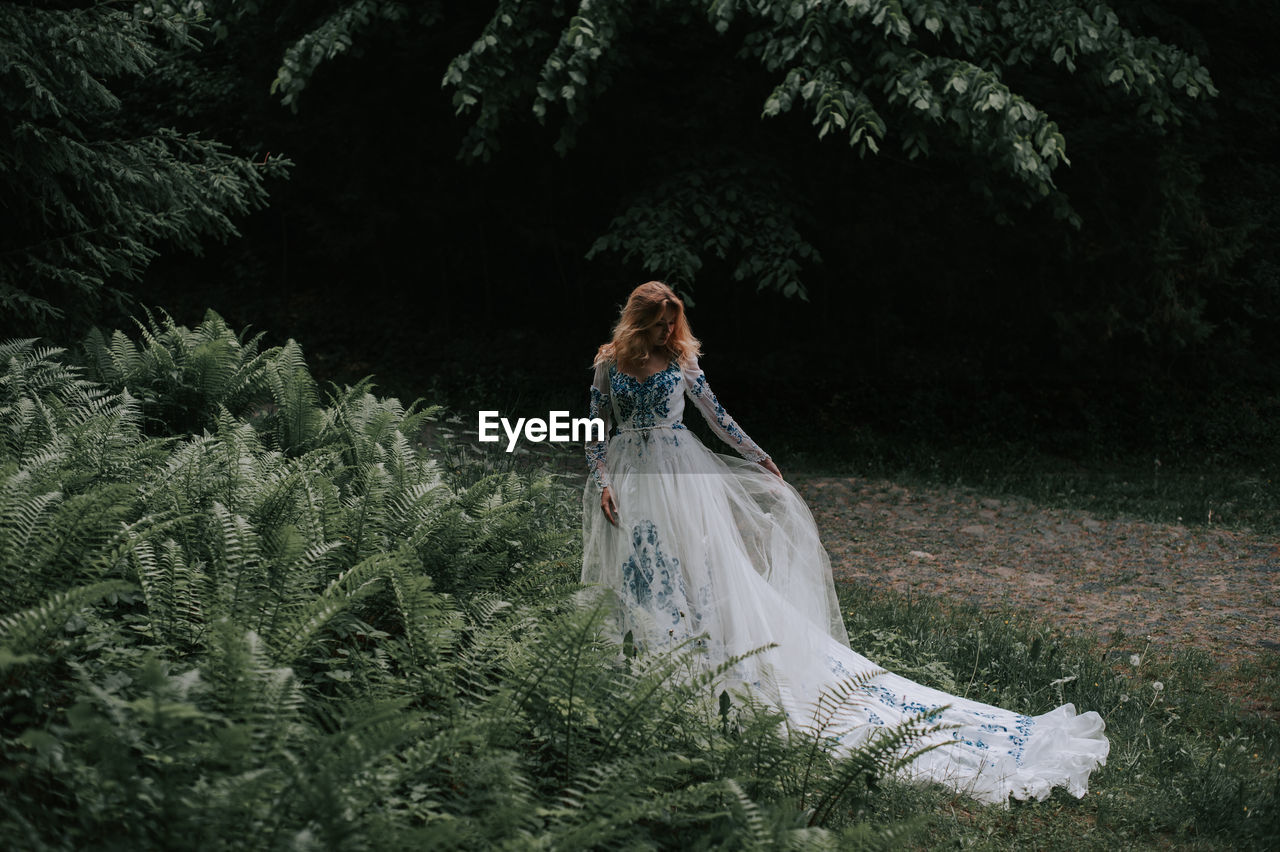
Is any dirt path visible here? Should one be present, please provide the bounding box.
[794,476,1280,668]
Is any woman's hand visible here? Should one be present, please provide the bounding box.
[760,458,783,480]
[600,485,619,526]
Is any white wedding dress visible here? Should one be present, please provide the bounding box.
[581,356,1108,805]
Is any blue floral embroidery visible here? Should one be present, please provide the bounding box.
[687,370,769,462]
[947,715,1032,762]
[621,520,689,628]
[610,363,680,428]
[585,385,610,489]
[868,684,942,721]
[870,684,900,709]
[902,700,944,721]
[620,428,684,464]
[1008,714,1033,765]
[952,731,991,751]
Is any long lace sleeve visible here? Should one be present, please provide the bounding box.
[682,358,770,462]
[585,362,612,489]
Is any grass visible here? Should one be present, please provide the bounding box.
[836,582,1280,849]
[777,429,1280,536]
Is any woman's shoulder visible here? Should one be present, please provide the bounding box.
[590,352,617,385]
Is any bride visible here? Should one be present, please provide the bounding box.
[581,281,1108,805]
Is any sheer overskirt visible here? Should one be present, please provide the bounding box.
[582,424,1108,806]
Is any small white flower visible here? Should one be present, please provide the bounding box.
[1152,681,1164,692]
[1129,654,1141,666]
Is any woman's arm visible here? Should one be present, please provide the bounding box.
[681,357,774,466]
[585,362,612,490]
[585,362,619,524]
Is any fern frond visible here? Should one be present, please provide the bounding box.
[550,753,697,845]
[792,668,892,809]
[383,478,448,542]
[0,471,66,611]
[0,338,43,364]
[294,538,345,586]
[268,551,396,663]
[807,706,950,828]
[0,339,88,407]
[725,777,771,851]
[263,340,321,453]
[201,619,304,756]
[208,500,262,588]
[554,766,758,848]
[22,483,137,592]
[130,537,206,649]
[274,695,426,836]
[295,463,343,544]
[1,393,64,464]
[0,579,133,656]
[83,326,142,386]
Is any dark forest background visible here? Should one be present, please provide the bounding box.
[5,0,1279,495]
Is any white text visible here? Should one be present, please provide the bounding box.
[478,411,605,452]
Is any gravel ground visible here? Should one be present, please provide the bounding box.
[793,475,1280,669]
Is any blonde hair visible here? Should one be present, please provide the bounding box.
[593,281,701,370]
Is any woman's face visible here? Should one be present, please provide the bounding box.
[647,305,677,350]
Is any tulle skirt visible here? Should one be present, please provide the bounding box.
[581,426,1108,805]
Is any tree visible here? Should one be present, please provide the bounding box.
[0,1,286,330]
[261,0,1216,303]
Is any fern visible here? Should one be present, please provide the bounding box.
[183,620,305,772]
[0,472,61,569]
[268,356,322,452]
[84,310,278,437]
[794,670,890,811]
[0,579,133,658]
[808,714,948,829]
[0,340,92,407]
[30,484,136,588]
[268,551,404,664]
[382,559,453,672]
[724,777,771,851]
[82,327,141,387]
[130,537,206,650]
[549,753,709,847]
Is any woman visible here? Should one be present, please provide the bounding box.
[582,281,1108,805]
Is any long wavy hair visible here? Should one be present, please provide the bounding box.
[593,281,701,371]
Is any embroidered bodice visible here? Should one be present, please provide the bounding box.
[585,356,769,489]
